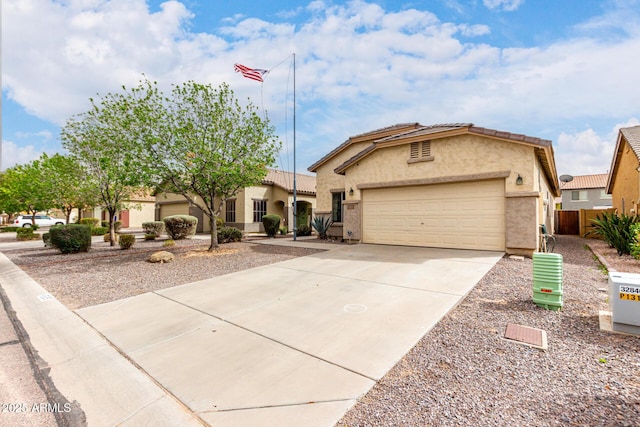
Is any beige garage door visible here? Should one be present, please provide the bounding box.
[159,203,188,220]
[362,180,505,251]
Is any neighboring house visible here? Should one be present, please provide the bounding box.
[560,174,612,210]
[155,169,316,234]
[82,190,156,228]
[308,123,560,256]
[606,125,640,215]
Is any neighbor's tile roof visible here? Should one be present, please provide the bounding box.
[606,125,640,193]
[263,169,316,195]
[560,173,608,190]
[621,125,640,160]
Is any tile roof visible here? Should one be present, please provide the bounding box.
[621,125,640,160]
[469,126,552,147]
[263,169,316,195]
[559,173,608,190]
[606,125,640,193]
[307,123,422,172]
[376,123,472,143]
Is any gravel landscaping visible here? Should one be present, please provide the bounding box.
[339,235,640,426]
[2,233,639,426]
[3,236,322,309]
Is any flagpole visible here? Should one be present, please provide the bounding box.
[293,52,297,241]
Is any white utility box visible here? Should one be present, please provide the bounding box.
[608,272,640,335]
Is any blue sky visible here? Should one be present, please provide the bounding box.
[3,0,640,177]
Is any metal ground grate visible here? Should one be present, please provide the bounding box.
[504,323,547,350]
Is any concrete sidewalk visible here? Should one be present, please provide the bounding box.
[1,240,502,426]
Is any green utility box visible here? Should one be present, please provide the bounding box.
[532,252,563,311]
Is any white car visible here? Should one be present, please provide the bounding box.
[13,215,65,228]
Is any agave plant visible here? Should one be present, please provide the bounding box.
[311,215,334,239]
[589,212,640,255]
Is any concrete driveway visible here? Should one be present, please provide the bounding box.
[74,243,502,426]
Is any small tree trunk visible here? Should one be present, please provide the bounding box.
[208,215,219,252]
[108,209,117,247]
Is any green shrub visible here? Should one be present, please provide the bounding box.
[631,223,640,259]
[91,226,109,236]
[142,221,165,238]
[104,233,118,242]
[216,217,224,229]
[0,226,20,233]
[80,218,100,227]
[163,239,175,247]
[311,215,334,239]
[16,228,36,241]
[163,215,198,240]
[262,214,280,238]
[279,226,288,235]
[144,233,157,241]
[589,212,640,255]
[43,232,52,247]
[50,224,92,254]
[218,226,243,243]
[297,225,312,236]
[118,234,136,249]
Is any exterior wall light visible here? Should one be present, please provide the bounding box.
[349,187,354,195]
[516,175,523,185]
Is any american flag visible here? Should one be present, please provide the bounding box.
[234,63,269,82]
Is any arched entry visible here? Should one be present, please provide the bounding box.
[296,201,311,228]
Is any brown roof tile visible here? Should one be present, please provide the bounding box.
[621,125,640,160]
[606,125,640,193]
[263,169,316,195]
[307,122,421,172]
[560,173,608,190]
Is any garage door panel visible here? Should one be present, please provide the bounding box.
[362,180,505,251]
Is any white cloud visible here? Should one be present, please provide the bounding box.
[2,140,44,170]
[555,118,640,176]
[483,0,524,12]
[2,0,640,176]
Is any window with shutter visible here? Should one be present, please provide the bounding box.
[410,142,419,159]
[421,141,431,157]
[408,140,434,163]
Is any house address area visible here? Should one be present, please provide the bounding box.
[619,285,640,302]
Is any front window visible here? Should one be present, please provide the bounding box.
[332,192,345,222]
[253,199,267,223]
[571,190,587,201]
[225,199,236,223]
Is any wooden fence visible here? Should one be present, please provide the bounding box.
[556,208,615,237]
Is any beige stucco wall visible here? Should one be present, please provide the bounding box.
[314,141,374,212]
[343,135,534,196]
[313,133,557,254]
[611,142,640,215]
[123,201,155,228]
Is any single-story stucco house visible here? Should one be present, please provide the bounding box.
[606,124,640,215]
[155,169,316,234]
[559,173,612,210]
[308,123,560,256]
[82,190,156,228]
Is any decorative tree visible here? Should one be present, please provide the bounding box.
[61,86,155,245]
[144,80,280,250]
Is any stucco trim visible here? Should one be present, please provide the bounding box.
[356,171,511,190]
[330,188,346,193]
[505,191,540,198]
[155,200,187,206]
[407,156,435,164]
